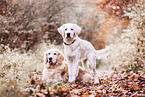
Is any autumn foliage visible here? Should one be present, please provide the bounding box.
[97,0,137,18]
[0,0,8,15]
[0,0,144,97]
[24,70,145,97]
[0,0,71,52]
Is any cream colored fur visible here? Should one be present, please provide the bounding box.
[58,23,99,83]
[42,49,92,83]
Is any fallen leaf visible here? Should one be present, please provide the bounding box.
[97,90,102,94]
[30,79,35,85]
[49,87,53,91]
[128,81,133,85]
[97,85,104,90]
[133,85,141,90]
[9,81,15,84]
[103,89,106,94]
[119,87,127,92]
[36,93,45,97]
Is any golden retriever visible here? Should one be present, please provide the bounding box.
[42,49,92,82]
[58,23,99,83]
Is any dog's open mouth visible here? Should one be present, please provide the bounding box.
[66,37,73,42]
[49,62,54,65]
[66,37,71,39]
[48,62,59,69]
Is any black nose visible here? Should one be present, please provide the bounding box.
[49,57,52,62]
[67,33,70,37]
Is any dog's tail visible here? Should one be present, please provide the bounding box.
[95,46,110,60]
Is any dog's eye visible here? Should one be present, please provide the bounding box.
[48,53,50,55]
[65,29,67,30]
[71,28,73,30]
[54,53,56,55]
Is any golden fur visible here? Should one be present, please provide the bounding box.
[42,49,92,82]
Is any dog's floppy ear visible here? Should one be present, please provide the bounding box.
[44,52,48,64]
[57,51,64,64]
[57,24,65,37]
[74,24,81,35]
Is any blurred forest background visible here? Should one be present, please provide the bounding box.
[0,0,144,96]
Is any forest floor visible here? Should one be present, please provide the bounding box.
[24,69,145,97]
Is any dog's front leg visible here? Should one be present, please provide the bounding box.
[72,60,79,81]
[67,57,79,82]
[67,59,74,82]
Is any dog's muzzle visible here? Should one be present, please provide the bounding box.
[49,57,52,63]
[66,33,71,38]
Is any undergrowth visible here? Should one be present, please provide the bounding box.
[0,41,63,96]
[98,0,144,71]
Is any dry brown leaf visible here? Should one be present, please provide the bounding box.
[119,87,127,92]
[35,89,40,93]
[97,85,104,90]
[128,82,133,85]
[9,81,15,84]
[89,91,96,95]
[36,93,45,97]
[49,87,53,91]
[82,92,89,97]
[133,85,141,90]
[97,90,102,94]
[71,89,82,94]
[59,86,67,92]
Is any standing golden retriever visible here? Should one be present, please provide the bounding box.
[58,23,99,83]
[42,49,92,82]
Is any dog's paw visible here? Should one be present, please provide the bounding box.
[68,78,76,82]
[94,77,99,84]
[68,79,74,82]
[68,76,76,82]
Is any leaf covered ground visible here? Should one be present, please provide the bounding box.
[24,70,145,97]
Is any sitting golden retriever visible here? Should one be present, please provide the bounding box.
[42,49,92,82]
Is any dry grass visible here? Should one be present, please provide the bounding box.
[97,0,144,72]
[0,41,63,96]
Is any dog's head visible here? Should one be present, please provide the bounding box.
[44,49,64,69]
[57,23,81,43]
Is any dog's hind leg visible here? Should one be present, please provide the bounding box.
[82,59,89,70]
[82,59,93,73]
[93,68,99,84]
[88,58,99,84]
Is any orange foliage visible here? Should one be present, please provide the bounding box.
[96,0,137,19]
[0,0,8,15]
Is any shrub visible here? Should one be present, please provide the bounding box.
[0,0,73,51]
[97,0,144,70]
[79,0,137,48]
[96,0,137,19]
